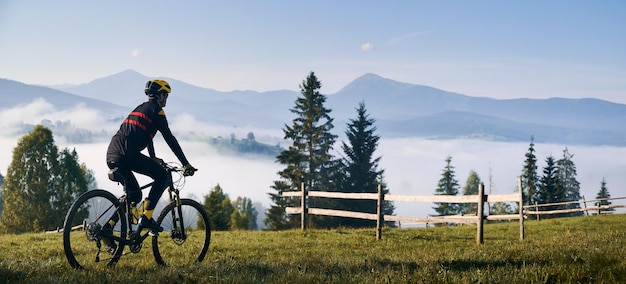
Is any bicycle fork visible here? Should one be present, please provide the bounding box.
[167,189,188,242]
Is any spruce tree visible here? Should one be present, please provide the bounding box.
[556,147,582,216]
[265,71,340,229]
[595,178,613,213]
[340,101,394,228]
[521,137,539,206]
[433,156,460,217]
[460,170,481,215]
[538,155,566,218]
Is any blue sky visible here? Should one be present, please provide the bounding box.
[1,1,625,103]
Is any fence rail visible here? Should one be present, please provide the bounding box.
[282,178,524,244]
[282,179,625,243]
[523,196,626,218]
[45,222,85,234]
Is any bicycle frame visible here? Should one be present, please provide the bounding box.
[106,165,182,249]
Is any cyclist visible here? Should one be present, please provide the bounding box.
[103,79,197,241]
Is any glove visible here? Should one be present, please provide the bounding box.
[153,157,164,165]
[183,164,197,176]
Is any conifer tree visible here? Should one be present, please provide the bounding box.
[460,170,481,215]
[340,101,394,228]
[595,178,613,213]
[521,137,539,206]
[265,71,340,229]
[538,155,566,218]
[203,184,234,231]
[556,147,583,216]
[433,156,460,216]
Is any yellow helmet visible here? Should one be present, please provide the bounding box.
[145,79,171,96]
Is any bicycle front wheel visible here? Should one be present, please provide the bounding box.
[63,189,127,269]
[152,199,211,266]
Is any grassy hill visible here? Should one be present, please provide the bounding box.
[1,214,625,283]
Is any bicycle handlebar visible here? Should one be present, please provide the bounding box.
[161,162,198,176]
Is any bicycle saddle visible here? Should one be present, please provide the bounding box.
[108,167,126,183]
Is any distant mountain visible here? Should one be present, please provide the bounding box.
[0,78,126,114]
[55,69,298,128]
[2,70,625,146]
[329,73,626,145]
[330,73,626,132]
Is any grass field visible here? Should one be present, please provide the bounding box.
[0,214,625,283]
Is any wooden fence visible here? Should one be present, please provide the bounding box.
[523,196,626,220]
[282,178,524,244]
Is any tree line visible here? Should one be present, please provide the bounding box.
[432,136,615,220]
[520,137,614,215]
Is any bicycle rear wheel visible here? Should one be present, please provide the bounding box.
[63,189,127,269]
[152,199,211,266]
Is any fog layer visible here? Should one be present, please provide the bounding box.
[1,100,624,220]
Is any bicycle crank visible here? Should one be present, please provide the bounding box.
[129,231,142,253]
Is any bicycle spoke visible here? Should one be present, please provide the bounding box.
[152,199,211,266]
[63,190,127,269]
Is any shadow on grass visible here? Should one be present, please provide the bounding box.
[0,268,26,282]
[364,257,546,273]
[438,258,545,272]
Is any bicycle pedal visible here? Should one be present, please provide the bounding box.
[148,231,159,237]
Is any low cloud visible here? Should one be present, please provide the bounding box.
[377,138,626,218]
[0,99,117,138]
[1,102,625,222]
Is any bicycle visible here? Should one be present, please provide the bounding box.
[62,162,211,269]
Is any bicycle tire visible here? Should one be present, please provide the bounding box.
[152,199,211,266]
[63,189,127,269]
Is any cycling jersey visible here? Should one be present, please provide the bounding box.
[106,100,189,166]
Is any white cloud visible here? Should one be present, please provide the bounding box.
[361,43,374,52]
[131,49,142,57]
[0,98,55,135]
[0,98,118,137]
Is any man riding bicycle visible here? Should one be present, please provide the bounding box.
[103,79,197,239]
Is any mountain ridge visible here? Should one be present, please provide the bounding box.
[1,70,625,146]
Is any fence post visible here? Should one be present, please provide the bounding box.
[301,182,307,230]
[518,176,524,240]
[581,195,589,216]
[376,184,383,240]
[477,183,484,245]
[535,201,540,221]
